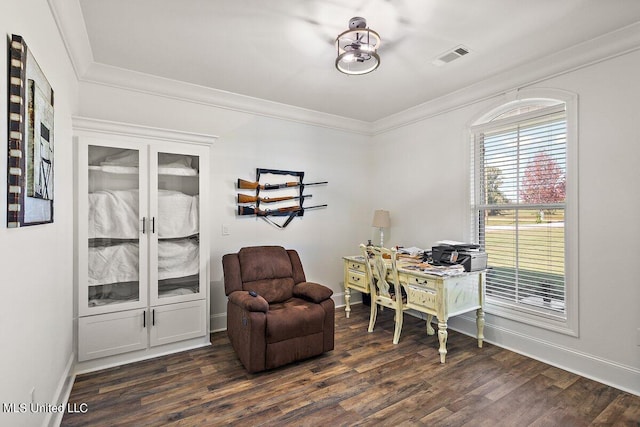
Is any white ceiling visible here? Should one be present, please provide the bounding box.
[72,0,640,123]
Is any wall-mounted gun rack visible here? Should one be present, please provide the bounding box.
[236,168,327,228]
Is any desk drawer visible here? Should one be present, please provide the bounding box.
[347,261,365,273]
[407,275,436,289]
[407,285,437,310]
[347,272,368,292]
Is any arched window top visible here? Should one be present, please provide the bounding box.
[472,88,574,127]
[490,99,562,121]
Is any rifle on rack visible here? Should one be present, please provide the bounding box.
[238,204,327,228]
[237,179,327,191]
[237,194,312,204]
[237,204,327,217]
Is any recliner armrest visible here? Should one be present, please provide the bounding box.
[293,282,333,304]
[228,291,269,313]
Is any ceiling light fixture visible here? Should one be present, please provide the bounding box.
[335,17,381,75]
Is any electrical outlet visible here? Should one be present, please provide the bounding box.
[30,387,35,404]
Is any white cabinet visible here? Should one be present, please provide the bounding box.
[149,300,207,347]
[74,117,216,364]
[78,309,147,360]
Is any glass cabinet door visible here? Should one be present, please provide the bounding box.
[82,144,148,314]
[150,149,203,304]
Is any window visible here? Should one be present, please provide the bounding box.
[470,92,578,335]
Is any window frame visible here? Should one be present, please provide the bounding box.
[469,89,579,336]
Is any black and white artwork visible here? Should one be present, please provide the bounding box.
[7,34,54,227]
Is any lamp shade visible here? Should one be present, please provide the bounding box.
[372,210,390,228]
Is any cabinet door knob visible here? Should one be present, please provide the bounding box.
[142,311,146,328]
[142,217,146,234]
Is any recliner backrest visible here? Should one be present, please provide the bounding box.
[237,246,295,304]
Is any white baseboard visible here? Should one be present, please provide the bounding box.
[334,291,352,308]
[45,352,76,427]
[210,312,226,333]
[447,314,640,397]
[74,338,211,375]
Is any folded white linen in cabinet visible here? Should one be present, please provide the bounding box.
[158,239,200,281]
[88,239,199,286]
[157,166,197,176]
[94,164,197,176]
[88,190,139,239]
[98,151,197,176]
[88,189,199,239]
[88,242,140,286]
[101,149,139,167]
[157,191,199,238]
[157,153,198,176]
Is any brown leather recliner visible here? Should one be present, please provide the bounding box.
[222,246,335,373]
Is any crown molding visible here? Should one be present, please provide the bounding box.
[49,0,640,137]
[81,62,373,135]
[371,21,640,135]
[47,0,372,136]
[47,0,369,135]
[47,0,94,78]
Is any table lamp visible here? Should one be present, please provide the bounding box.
[372,210,390,247]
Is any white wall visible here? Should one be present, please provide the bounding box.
[371,50,640,394]
[0,1,78,426]
[77,82,375,330]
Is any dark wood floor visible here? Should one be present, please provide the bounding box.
[62,304,640,426]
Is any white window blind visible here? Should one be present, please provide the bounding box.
[472,104,567,319]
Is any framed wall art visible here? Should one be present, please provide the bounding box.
[7,34,54,227]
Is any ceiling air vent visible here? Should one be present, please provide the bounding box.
[432,45,470,66]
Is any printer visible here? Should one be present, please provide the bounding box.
[431,242,487,272]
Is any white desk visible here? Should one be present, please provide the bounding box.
[343,255,485,363]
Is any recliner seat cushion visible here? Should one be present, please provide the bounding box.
[266,298,326,343]
[242,277,295,304]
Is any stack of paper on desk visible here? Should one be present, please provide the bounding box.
[402,263,466,276]
[397,246,424,256]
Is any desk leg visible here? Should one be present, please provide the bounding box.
[345,287,351,318]
[438,319,448,363]
[426,314,435,336]
[476,308,485,348]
